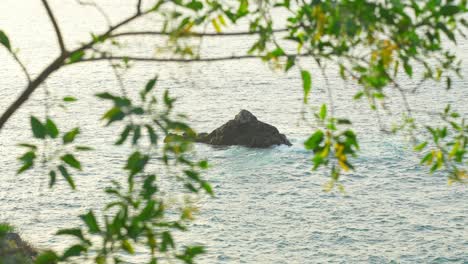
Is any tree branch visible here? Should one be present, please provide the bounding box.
[0,54,67,130]
[41,0,67,53]
[78,53,309,63]
[76,0,112,27]
[109,28,289,38]
[137,0,143,14]
[11,52,32,83]
[0,7,152,131]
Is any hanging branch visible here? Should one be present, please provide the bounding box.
[41,0,67,53]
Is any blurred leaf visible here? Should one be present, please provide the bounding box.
[58,165,75,189]
[301,70,311,103]
[63,96,78,102]
[17,151,36,174]
[285,56,295,71]
[116,125,133,145]
[211,19,221,32]
[68,50,85,64]
[61,154,82,170]
[75,146,93,151]
[80,211,100,234]
[122,240,135,254]
[35,250,59,264]
[319,104,327,120]
[49,170,56,188]
[304,130,324,150]
[0,30,11,51]
[61,244,87,260]
[46,118,59,138]
[31,116,46,139]
[161,231,174,252]
[63,128,80,144]
[56,228,86,242]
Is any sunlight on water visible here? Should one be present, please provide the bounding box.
[0,1,467,263]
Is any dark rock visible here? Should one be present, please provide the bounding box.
[196,110,291,148]
[0,232,37,263]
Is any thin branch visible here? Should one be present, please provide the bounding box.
[76,0,112,27]
[109,28,289,38]
[137,0,143,14]
[0,54,67,130]
[41,0,67,53]
[80,55,261,63]
[0,7,152,131]
[78,53,310,63]
[11,52,32,83]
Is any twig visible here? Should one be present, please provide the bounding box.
[41,0,67,53]
[0,8,152,130]
[137,0,143,14]
[109,28,289,38]
[11,52,32,83]
[77,53,310,63]
[0,54,67,130]
[76,0,112,27]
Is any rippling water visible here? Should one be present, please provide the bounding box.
[0,1,467,263]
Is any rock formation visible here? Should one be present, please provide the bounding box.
[195,110,291,148]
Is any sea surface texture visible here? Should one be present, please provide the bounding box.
[0,1,467,263]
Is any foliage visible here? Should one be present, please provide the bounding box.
[0,223,35,264]
[0,0,467,263]
[0,223,15,237]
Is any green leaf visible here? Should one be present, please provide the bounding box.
[31,116,46,139]
[0,30,11,51]
[285,56,295,71]
[146,125,158,145]
[353,91,364,100]
[414,142,427,152]
[198,160,208,169]
[45,118,59,138]
[144,77,158,96]
[161,232,174,252]
[61,244,87,260]
[58,165,75,189]
[61,154,82,170]
[80,211,100,234]
[122,240,135,254]
[186,0,203,11]
[403,62,413,77]
[75,146,93,151]
[440,5,459,16]
[132,125,141,145]
[17,143,37,150]
[56,228,86,242]
[49,170,57,188]
[17,151,36,174]
[68,50,85,64]
[304,130,324,150]
[63,128,80,144]
[63,96,78,102]
[237,0,248,16]
[35,250,59,264]
[211,18,221,33]
[125,151,149,176]
[102,107,125,125]
[337,119,352,125]
[301,70,311,103]
[95,92,117,100]
[319,104,327,121]
[202,181,213,195]
[116,125,132,145]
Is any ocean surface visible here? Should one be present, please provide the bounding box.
[0,1,467,263]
